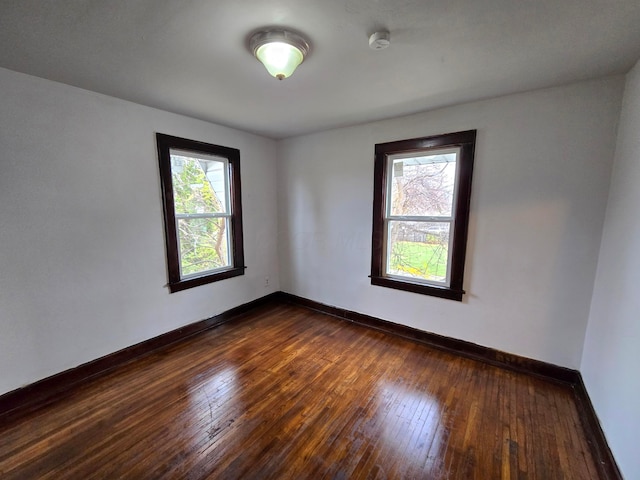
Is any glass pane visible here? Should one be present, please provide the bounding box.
[170,152,228,214]
[178,217,230,277]
[386,221,450,284]
[390,150,457,217]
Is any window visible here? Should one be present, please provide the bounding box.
[156,133,245,292]
[370,130,476,301]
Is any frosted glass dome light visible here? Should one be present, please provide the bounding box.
[250,29,310,80]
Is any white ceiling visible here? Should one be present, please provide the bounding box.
[1,0,639,139]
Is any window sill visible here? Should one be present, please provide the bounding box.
[169,266,246,293]
[370,275,464,301]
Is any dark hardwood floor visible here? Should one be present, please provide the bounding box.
[0,303,600,479]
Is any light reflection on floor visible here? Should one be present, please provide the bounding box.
[187,365,241,449]
[375,380,444,476]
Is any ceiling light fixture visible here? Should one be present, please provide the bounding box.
[249,29,310,80]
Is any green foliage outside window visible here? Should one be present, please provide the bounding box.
[172,158,228,276]
[390,241,448,280]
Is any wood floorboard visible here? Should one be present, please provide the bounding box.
[0,302,602,479]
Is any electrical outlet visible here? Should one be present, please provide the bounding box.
[264,276,270,287]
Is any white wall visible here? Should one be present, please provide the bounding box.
[277,77,624,369]
[0,67,280,396]
[581,60,640,479]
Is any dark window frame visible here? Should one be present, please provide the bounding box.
[370,130,476,301]
[156,133,245,293]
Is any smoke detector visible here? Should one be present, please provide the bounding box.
[369,31,390,50]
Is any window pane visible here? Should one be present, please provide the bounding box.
[170,153,228,214]
[386,221,450,284]
[178,217,230,277]
[390,151,457,217]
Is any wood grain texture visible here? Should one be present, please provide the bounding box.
[0,303,604,479]
[278,292,581,385]
[572,374,623,480]
[0,293,280,423]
